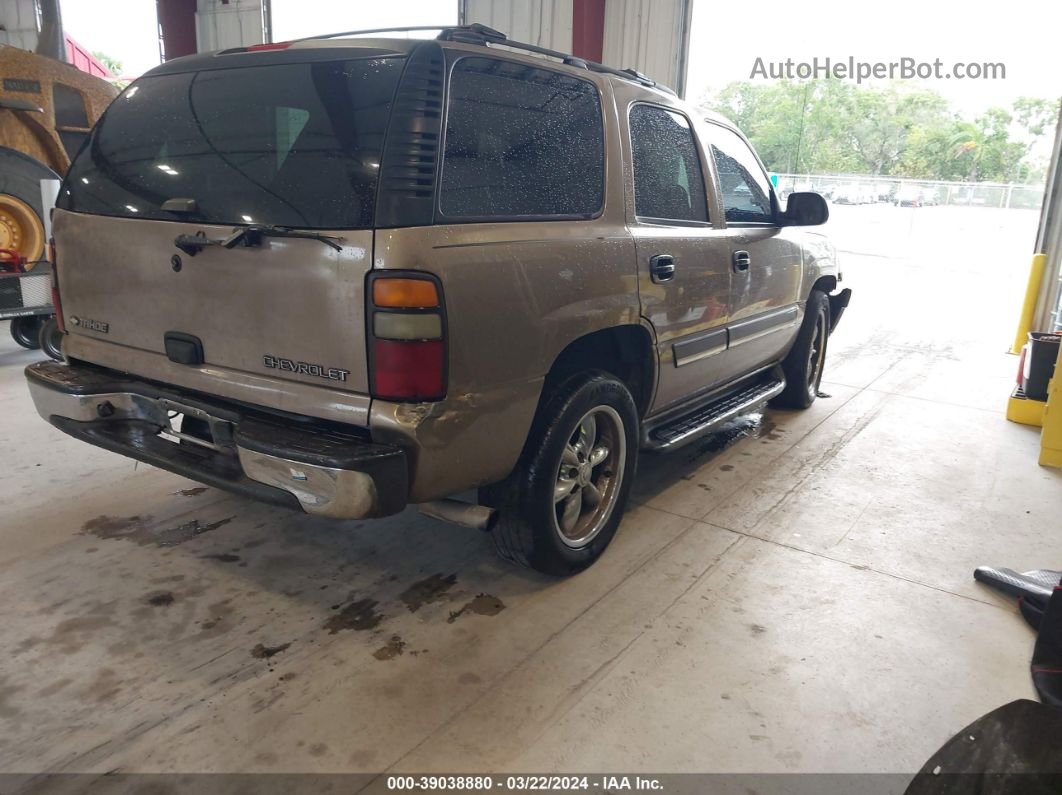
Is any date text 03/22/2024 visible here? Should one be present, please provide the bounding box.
[386,776,664,792]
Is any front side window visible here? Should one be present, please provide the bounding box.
[629,105,709,223]
[707,124,774,224]
[440,57,604,219]
[60,57,403,229]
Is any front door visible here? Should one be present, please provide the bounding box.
[628,104,732,413]
[705,123,804,372]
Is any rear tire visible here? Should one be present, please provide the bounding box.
[481,372,639,577]
[38,315,63,360]
[10,315,43,349]
[772,290,830,410]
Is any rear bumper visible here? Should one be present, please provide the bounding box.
[25,361,408,519]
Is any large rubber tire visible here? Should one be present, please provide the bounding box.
[0,148,60,266]
[481,372,639,577]
[772,290,830,410]
[10,315,44,349]
[38,315,63,361]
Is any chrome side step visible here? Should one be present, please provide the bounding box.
[644,377,786,451]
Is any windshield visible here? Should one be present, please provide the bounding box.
[59,57,404,229]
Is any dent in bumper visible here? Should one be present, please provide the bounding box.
[25,361,407,520]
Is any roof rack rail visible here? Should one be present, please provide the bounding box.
[294,25,464,41]
[291,24,676,95]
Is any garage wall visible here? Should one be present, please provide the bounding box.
[0,0,40,52]
[195,0,266,51]
[602,0,692,96]
[460,0,574,52]
[460,0,692,97]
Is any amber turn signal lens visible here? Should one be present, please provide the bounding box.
[372,278,439,308]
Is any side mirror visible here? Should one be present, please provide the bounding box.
[781,192,829,226]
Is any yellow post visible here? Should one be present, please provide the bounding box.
[1040,341,1062,468]
[1011,253,1047,354]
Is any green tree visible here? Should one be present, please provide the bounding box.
[701,79,1056,184]
[91,50,123,76]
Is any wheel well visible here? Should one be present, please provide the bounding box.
[811,275,837,295]
[543,325,655,417]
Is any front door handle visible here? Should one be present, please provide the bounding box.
[650,254,675,284]
[732,250,751,272]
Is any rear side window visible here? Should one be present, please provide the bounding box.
[629,105,709,223]
[60,58,403,229]
[440,57,604,220]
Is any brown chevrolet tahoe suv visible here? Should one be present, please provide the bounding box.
[25,25,850,575]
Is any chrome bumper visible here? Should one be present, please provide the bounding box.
[25,361,408,519]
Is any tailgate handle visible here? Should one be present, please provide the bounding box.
[165,332,204,366]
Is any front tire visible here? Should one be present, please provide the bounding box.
[773,290,830,409]
[482,372,639,576]
[10,315,44,349]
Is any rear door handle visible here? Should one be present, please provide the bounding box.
[649,254,675,284]
[732,250,751,272]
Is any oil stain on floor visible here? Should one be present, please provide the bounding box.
[81,515,234,547]
[251,642,291,659]
[447,594,506,624]
[324,599,383,634]
[373,635,407,661]
[399,573,458,613]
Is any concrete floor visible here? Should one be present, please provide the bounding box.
[0,205,1059,777]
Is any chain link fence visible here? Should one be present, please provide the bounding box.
[774,173,1046,210]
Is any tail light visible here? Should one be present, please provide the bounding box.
[368,273,446,401]
[48,239,65,333]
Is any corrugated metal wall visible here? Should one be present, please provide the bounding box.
[0,0,41,52]
[602,0,692,96]
[460,0,574,52]
[195,0,265,52]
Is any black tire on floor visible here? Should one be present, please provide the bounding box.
[10,315,44,349]
[481,371,639,577]
[772,290,830,410]
[0,147,60,264]
[38,315,63,360]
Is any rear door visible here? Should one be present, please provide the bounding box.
[628,103,732,412]
[56,54,405,396]
[704,123,804,371]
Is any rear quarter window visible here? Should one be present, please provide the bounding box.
[59,57,403,229]
[439,56,604,220]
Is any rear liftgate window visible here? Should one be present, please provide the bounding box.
[60,57,404,229]
[439,57,605,220]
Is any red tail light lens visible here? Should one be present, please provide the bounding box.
[368,274,446,402]
[48,239,65,333]
[372,339,445,400]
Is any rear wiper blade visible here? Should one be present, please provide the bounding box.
[229,225,344,251]
[174,225,344,256]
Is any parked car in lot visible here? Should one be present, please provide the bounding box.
[894,185,941,207]
[26,25,850,575]
[830,183,873,205]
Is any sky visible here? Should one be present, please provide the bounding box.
[686,0,1062,115]
[58,0,1060,115]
